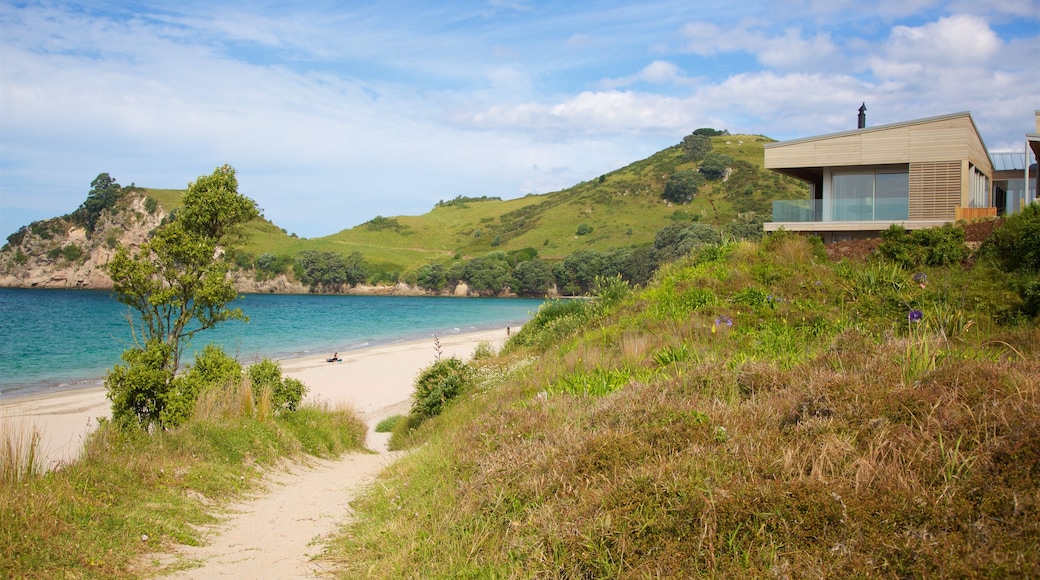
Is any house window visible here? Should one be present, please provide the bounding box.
[969,165,989,208]
[832,171,908,221]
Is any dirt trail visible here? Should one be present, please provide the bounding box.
[153,428,400,579]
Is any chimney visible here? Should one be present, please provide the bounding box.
[858,102,867,129]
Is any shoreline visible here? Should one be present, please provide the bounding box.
[0,327,510,470]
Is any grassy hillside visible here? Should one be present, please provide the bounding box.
[320,227,1040,577]
[144,134,806,278]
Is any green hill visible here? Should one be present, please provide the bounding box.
[151,134,806,278]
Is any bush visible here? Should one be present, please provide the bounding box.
[162,345,242,426]
[411,357,472,421]
[698,152,734,180]
[375,415,405,433]
[248,359,307,412]
[575,223,593,236]
[877,224,968,267]
[984,205,1040,273]
[680,134,712,161]
[61,244,83,262]
[143,196,158,214]
[663,170,705,204]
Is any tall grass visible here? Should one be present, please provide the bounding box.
[0,377,367,578]
[322,232,1040,578]
[0,419,41,484]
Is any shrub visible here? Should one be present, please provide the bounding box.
[698,152,734,180]
[162,345,242,426]
[575,223,593,236]
[663,170,705,204]
[471,342,495,360]
[877,224,968,267]
[61,244,83,262]
[375,415,405,433]
[248,359,307,412]
[143,196,158,214]
[411,357,472,421]
[984,205,1040,273]
[680,133,712,161]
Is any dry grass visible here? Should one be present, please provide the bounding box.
[324,237,1040,578]
[0,418,41,484]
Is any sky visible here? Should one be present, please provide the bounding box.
[1,1,1038,243]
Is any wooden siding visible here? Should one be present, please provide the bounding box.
[909,161,960,220]
[765,112,988,171]
[956,207,997,221]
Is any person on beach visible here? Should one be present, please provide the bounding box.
[327,352,339,362]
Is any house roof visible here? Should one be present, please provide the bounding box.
[991,152,1029,172]
[763,111,986,151]
[764,110,993,176]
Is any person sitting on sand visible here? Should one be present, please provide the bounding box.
[327,352,340,362]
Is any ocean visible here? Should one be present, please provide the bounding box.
[0,288,545,401]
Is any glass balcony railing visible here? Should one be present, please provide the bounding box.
[771,198,909,222]
[772,200,819,222]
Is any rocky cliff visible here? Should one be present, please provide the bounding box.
[0,192,164,289]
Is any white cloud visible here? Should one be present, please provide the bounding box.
[599,60,691,89]
[885,14,1002,65]
[680,21,840,70]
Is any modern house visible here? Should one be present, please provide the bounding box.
[763,109,1039,243]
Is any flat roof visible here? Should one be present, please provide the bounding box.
[991,152,1028,172]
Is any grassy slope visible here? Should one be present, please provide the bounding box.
[143,135,806,276]
[322,234,1040,577]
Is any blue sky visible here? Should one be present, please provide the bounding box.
[2,0,1038,242]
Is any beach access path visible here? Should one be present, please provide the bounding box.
[0,328,509,578]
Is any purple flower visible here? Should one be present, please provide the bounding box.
[912,272,928,284]
[714,315,733,327]
[908,309,923,323]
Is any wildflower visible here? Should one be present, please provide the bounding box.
[912,272,928,288]
[908,309,923,323]
[713,315,733,333]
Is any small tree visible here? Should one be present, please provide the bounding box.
[698,152,734,181]
[663,170,706,204]
[105,164,259,430]
[71,173,123,234]
[680,134,712,161]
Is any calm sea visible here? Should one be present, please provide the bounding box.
[0,288,544,401]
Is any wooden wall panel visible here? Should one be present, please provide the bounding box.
[909,161,960,220]
[861,127,911,164]
[765,143,818,168]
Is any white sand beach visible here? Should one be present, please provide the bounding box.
[0,327,510,469]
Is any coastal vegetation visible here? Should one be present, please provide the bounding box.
[105,164,262,431]
[321,217,1040,577]
[0,380,366,578]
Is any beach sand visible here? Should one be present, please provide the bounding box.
[0,327,510,469]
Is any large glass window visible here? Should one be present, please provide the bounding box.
[831,171,908,221]
[832,174,874,221]
[875,172,909,220]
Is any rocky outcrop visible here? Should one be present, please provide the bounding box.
[0,194,165,289]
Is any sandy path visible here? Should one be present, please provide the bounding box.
[159,444,399,578]
[145,328,509,578]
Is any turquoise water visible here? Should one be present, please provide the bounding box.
[0,288,544,400]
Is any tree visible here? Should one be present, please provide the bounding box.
[698,152,734,181]
[105,164,259,430]
[663,170,706,204]
[463,254,513,295]
[71,173,123,234]
[511,259,554,296]
[680,134,712,161]
[553,249,603,295]
[416,263,447,291]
